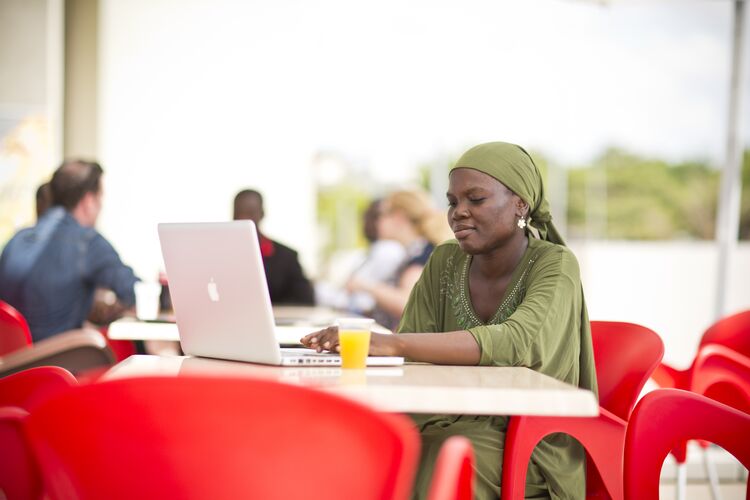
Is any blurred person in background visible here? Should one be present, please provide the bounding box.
[35,181,52,219]
[233,188,315,305]
[303,142,597,499]
[316,198,406,314]
[346,188,452,330]
[0,160,139,341]
[34,179,131,332]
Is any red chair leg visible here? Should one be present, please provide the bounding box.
[501,417,538,499]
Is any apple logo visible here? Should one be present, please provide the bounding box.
[207,278,220,302]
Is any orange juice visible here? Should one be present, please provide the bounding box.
[339,329,371,369]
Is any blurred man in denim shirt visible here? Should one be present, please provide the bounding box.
[0,160,139,341]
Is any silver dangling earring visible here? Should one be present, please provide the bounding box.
[517,216,527,229]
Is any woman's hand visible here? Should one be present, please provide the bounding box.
[303,327,482,364]
[301,326,341,353]
[345,276,371,294]
[301,326,400,356]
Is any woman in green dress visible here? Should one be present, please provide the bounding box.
[301,141,598,500]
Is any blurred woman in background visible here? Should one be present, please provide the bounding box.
[347,188,452,330]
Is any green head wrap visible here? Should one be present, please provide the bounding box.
[450,141,565,246]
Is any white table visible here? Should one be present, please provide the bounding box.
[107,318,321,345]
[103,355,599,417]
[107,307,391,345]
[271,305,341,325]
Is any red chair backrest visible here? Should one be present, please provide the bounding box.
[24,376,420,500]
[1,406,39,500]
[427,435,474,500]
[624,389,750,500]
[0,365,78,410]
[591,321,664,421]
[692,344,750,415]
[0,300,32,355]
[0,366,78,500]
[701,309,750,358]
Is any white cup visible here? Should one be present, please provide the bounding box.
[134,281,161,321]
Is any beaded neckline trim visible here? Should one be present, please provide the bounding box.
[459,256,536,326]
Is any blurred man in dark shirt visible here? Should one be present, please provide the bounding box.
[0,160,139,341]
[233,189,314,305]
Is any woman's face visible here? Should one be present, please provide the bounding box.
[376,202,401,241]
[446,168,527,255]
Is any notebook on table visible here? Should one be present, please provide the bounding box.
[157,221,404,367]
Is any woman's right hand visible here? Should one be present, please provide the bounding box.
[300,326,340,353]
[301,326,400,357]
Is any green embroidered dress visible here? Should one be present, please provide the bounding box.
[399,237,597,500]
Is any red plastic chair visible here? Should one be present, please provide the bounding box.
[691,343,750,413]
[501,321,664,500]
[651,309,750,496]
[624,389,750,500]
[20,376,420,500]
[699,309,750,357]
[0,365,78,410]
[428,435,475,500]
[0,406,36,500]
[98,325,137,362]
[652,309,750,397]
[0,366,78,500]
[0,300,32,355]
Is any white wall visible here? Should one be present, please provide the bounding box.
[97,0,318,280]
[572,241,750,369]
[64,0,99,158]
[0,0,63,242]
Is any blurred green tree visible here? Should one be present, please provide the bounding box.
[566,148,728,240]
[317,182,372,261]
[740,149,750,239]
[317,147,750,264]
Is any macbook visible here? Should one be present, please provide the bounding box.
[157,221,403,366]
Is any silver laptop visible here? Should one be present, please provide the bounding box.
[157,221,404,366]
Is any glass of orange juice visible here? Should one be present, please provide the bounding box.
[337,318,374,369]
